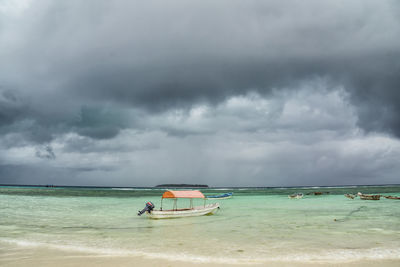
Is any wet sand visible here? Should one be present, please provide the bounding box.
[1,244,399,267]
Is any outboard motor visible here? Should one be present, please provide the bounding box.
[138,201,154,216]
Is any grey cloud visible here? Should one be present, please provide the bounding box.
[60,131,160,154]
[1,0,400,186]
[0,89,28,127]
[35,145,56,159]
[1,0,399,141]
[73,106,130,139]
[68,166,116,173]
[0,163,69,185]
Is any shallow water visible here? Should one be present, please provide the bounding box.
[1,186,399,264]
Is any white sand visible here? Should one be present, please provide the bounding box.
[1,244,399,267]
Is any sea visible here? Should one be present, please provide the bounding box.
[0,185,399,265]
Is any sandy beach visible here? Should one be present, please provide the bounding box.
[1,244,400,267]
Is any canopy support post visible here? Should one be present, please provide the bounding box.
[174,199,177,210]
[190,199,193,209]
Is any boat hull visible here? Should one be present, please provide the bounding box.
[206,196,232,200]
[359,195,380,200]
[384,196,400,200]
[206,193,233,200]
[288,194,303,199]
[146,203,220,219]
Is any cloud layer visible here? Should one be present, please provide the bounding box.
[0,0,400,186]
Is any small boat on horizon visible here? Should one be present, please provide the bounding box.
[384,195,400,200]
[206,192,233,200]
[306,191,327,195]
[357,192,380,200]
[344,194,356,199]
[138,190,220,219]
[288,193,303,199]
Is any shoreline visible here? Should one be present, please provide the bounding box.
[2,187,399,267]
[1,241,400,267]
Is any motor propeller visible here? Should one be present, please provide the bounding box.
[137,201,155,216]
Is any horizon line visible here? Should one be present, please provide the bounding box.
[1,183,400,189]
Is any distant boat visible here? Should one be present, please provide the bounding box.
[357,192,380,200]
[384,195,400,200]
[206,192,233,200]
[344,194,356,199]
[306,191,326,195]
[288,193,303,199]
[138,190,220,219]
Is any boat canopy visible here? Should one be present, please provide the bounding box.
[162,190,205,199]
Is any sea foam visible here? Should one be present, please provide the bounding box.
[2,238,399,264]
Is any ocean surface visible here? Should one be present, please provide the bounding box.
[1,185,399,264]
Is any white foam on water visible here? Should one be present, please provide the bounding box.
[212,188,232,191]
[265,247,400,262]
[111,188,134,190]
[0,238,248,264]
[2,238,400,264]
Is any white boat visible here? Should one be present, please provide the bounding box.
[344,194,356,199]
[288,193,303,199]
[138,190,220,219]
[148,203,220,219]
[357,192,380,200]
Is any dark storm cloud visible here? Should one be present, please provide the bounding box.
[0,163,115,186]
[0,0,399,141]
[0,89,27,127]
[0,89,132,143]
[35,145,55,159]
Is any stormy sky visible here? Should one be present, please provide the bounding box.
[1,0,400,186]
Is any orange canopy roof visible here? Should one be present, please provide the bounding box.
[162,190,205,199]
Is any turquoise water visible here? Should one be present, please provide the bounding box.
[1,186,400,264]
